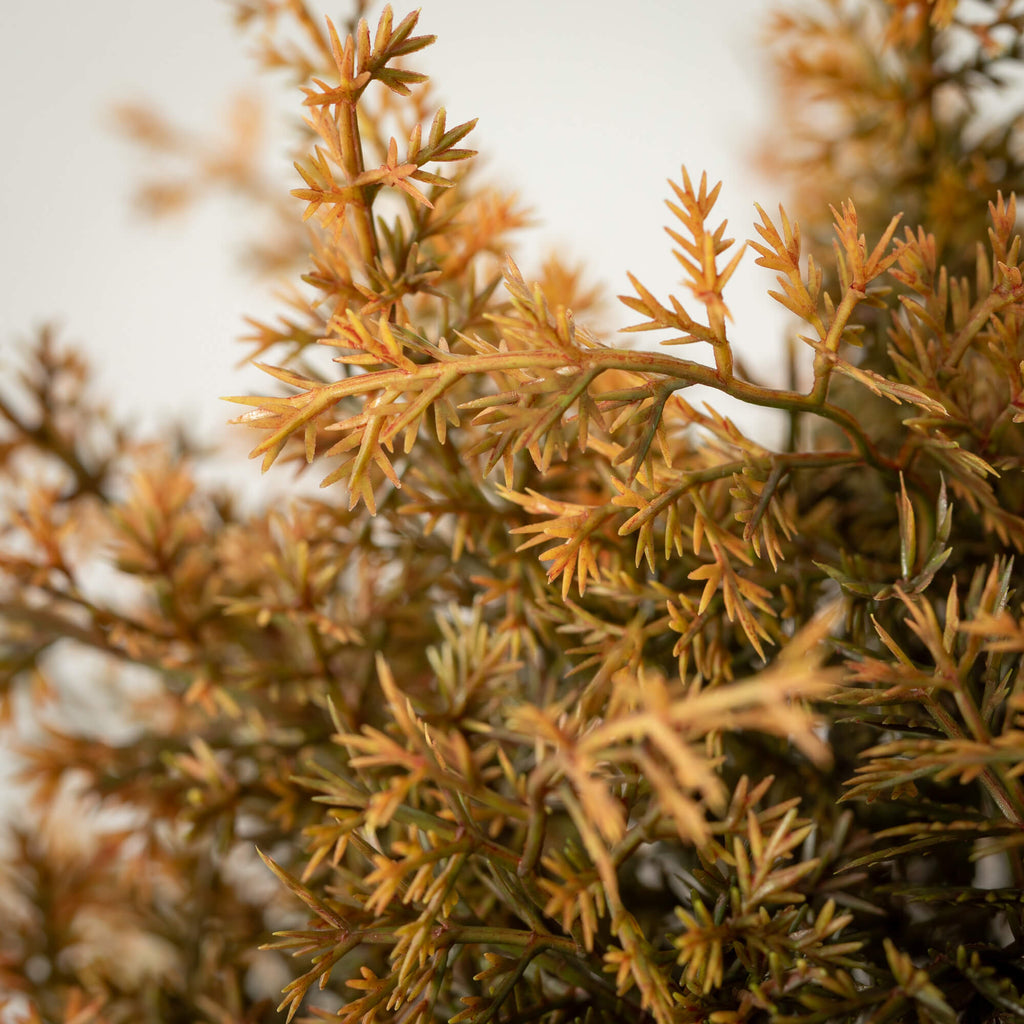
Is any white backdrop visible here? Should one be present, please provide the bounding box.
[1,0,791,455]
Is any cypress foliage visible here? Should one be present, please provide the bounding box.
[3,3,1024,1021]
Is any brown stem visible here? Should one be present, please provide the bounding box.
[339,99,379,267]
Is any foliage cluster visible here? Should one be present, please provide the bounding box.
[3,1,1024,1022]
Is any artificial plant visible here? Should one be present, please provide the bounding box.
[3,1,1024,1022]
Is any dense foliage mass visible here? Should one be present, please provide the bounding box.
[3,2,1024,1022]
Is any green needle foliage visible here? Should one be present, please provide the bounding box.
[3,2,1024,1022]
